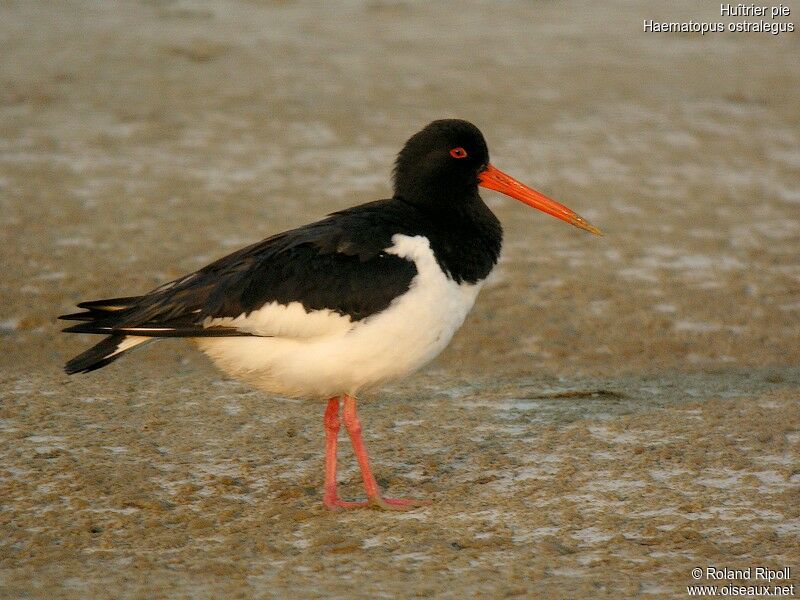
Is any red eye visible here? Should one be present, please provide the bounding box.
[449,147,468,159]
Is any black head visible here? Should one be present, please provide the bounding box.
[392,119,603,235]
[393,119,490,208]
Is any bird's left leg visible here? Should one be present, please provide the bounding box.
[341,394,430,511]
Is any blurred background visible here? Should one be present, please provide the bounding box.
[1,1,798,598]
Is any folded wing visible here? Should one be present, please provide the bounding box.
[61,201,418,373]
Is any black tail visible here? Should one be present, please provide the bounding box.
[62,296,149,374]
[61,293,247,374]
[64,335,132,374]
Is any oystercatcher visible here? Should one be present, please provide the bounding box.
[61,119,600,510]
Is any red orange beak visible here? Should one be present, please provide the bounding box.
[478,164,602,236]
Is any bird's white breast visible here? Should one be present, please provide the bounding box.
[197,234,484,399]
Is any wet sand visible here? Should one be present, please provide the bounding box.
[1,1,799,598]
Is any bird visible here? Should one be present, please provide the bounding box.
[61,119,601,511]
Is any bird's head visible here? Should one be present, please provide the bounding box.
[393,119,601,235]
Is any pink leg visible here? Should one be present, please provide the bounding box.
[322,397,342,509]
[340,394,430,511]
[322,396,369,511]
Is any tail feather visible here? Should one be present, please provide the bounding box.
[64,335,149,375]
[60,310,112,322]
[77,296,143,311]
[59,296,143,321]
[61,292,249,374]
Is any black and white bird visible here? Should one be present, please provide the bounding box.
[61,119,600,510]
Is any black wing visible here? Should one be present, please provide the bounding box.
[61,199,418,338]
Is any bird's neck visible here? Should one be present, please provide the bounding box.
[394,192,503,285]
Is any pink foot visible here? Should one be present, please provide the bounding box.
[323,495,431,511]
[323,496,368,511]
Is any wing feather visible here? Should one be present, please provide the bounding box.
[61,200,418,340]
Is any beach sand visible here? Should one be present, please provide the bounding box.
[1,1,798,597]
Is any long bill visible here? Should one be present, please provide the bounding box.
[478,164,602,236]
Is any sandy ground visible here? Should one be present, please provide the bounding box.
[1,0,799,598]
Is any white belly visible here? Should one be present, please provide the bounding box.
[197,234,484,399]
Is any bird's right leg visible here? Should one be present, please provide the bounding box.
[322,396,341,508]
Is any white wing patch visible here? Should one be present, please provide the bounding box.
[204,300,354,339]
